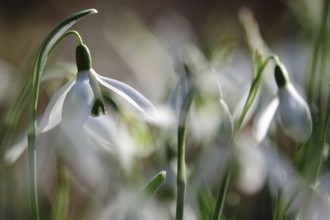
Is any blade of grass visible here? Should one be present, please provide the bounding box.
[212,161,232,220]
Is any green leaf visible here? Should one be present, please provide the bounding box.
[125,171,166,219]
[138,171,166,204]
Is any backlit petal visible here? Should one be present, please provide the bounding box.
[39,80,75,133]
[83,115,117,152]
[61,71,94,131]
[277,84,312,143]
[252,96,279,142]
[95,73,158,122]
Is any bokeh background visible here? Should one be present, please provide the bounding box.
[1,0,329,220]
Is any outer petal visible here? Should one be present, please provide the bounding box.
[60,71,94,131]
[252,96,279,142]
[277,84,312,143]
[83,115,117,152]
[235,142,267,195]
[5,80,74,164]
[95,72,158,122]
[57,127,109,192]
[39,80,75,133]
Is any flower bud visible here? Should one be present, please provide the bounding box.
[275,64,312,143]
[76,44,92,71]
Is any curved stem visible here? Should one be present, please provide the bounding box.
[236,54,278,132]
[27,9,97,220]
[213,54,279,220]
[59,30,84,45]
[176,89,195,220]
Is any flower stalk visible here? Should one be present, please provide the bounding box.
[212,161,233,220]
[236,54,278,132]
[176,88,195,220]
[216,55,271,220]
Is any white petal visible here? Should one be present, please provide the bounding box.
[39,80,75,133]
[57,128,108,192]
[5,117,53,164]
[277,84,312,143]
[61,71,94,131]
[5,80,75,164]
[235,144,267,195]
[252,96,279,142]
[83,115,117,152]
[95,72,158,122]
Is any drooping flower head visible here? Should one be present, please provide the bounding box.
[6,42,158,193]
[274,63,312,143]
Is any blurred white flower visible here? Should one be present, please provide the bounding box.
[175,44,234,147]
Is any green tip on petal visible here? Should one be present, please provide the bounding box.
[274,64,288,88]
[91,99,106,116]
[76,44,92,71]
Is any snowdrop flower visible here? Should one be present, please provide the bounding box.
[275,63,312,143]
[6,43,157,192]
[175,45,234,147]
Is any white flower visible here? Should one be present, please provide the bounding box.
[5,44,157,192]
[275,64,312,143]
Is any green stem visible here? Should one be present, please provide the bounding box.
[61,30,83,45]
[312,87,330,188]
[27,134,39,220]
[50,30,84,53]
[275,194,291,220]
[308,0,330,103]
[52,161,69,220]
[236,54,278,132]
[212,162,233,220]
[176,89,195,220]
[213,54,279,220]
